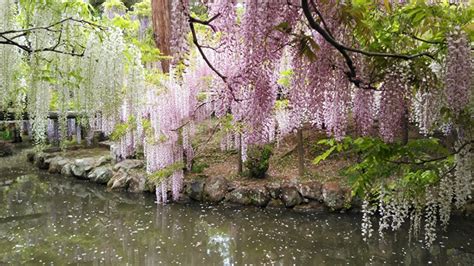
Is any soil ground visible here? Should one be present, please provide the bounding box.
[188,121,355,187]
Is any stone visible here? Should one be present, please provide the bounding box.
[71,158,96,178]
[44,156,56,165]
[293,204,314,213]
[98,141,113,150]
[296,181,322,200]
[346,193,362,213]
[95,156,112,168]
[280,186,303,208]
[26,152,35,162]
[322,182,345,210]
[48,157,70,174]
[267,199,285,208]
[463,199,474,216]
[265,183,282,199]
[203,176,229,203]
[109,143,120,163]
[175,193,191,204]
[144,178,156,193]
[61,163,72,176]
[0,142,13,157]
[43,147,61,153]
[127,170,147,193]
[225,186,270,207]
[227,181,238,192]
[184,180,205,201]
[113,159,144,172]
[108,170,129,190]
[91,131,106,146]
[446,249,474,265]
[34,153,55,170]
[88,166,113,184]
[294,201,326,213]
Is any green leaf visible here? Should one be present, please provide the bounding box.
[313,145,337,165]
[274,21,291,34]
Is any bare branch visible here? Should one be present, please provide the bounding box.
[0,17,104,36]
[189,19,227,82]
[189,14,240,102]
[193,120,222,158]
[0,17,104,56]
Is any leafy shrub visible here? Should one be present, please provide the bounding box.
[0,130,13,141]
[313,136,452,198]
[245,144,273,178]
[191,161,209,173]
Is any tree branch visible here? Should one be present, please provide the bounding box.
[309,0,334,39]
[189,19,227,82]
[193,120,222,158]
[301,0,435,89]
[403,32,445,45]
[386,141,473,166]
[0,18,104,36]
[0,17,104,56]
[189,14,240,102]
[189,13,220,32]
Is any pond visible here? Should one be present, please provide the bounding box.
[0,148,473,265]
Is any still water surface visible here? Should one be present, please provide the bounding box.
[0,148,473,265]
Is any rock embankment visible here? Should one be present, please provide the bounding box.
[0,141,13,157]
[28,151,153,193]
[27,150,361,212]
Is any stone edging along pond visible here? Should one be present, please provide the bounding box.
[27,150,365,213]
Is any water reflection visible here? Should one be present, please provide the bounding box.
[0,152,473,265]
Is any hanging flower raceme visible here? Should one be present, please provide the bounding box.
[144,85,180,203]
[80,28,126,137]
[114,45,147,161]
[103,0,127,19]
[0,0,21,111]
[445,28,472,116]
[323,68,351,141]
[28,78,51,145]
[238,1,299,144]
[411,84,443,136]
[208,0,239,118]
[289,49,325,131]
[353,89,376,136]
[378,66,409,142]
[352,56,376,136]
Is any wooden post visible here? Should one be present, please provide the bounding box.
[402,105,409,145]
[237,133,243,175]
[76,124,82,144]
[52,119,60,146]
[297,128,305,177]
[11,123,22,143]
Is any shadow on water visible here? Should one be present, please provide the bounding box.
[0,145,473,265]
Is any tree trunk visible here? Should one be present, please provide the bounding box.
[10,124,22,143]
[237,133,243,175]
[297,128,305,177]
[151,0,172,73]
[402,105,409,145]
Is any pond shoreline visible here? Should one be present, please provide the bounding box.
[23,145,474,216]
